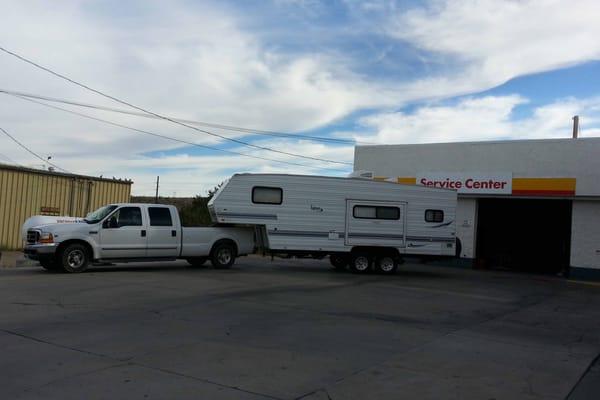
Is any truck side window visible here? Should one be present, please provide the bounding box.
[425,209,444,223]
[149,207,173,226]
[252,186,283,204]
[113,207,143,227]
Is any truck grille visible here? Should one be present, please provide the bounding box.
[27,230,40,244]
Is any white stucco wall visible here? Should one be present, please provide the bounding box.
[354,138,600,269]
[571,201,600,270]
[354,138,600,196]
[455,199,478,258]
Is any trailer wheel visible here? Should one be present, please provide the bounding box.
[186,257,207,267]
[59,243,89,273]
[329,254,348,270]
[375,255,397,274]
[211,242,236,269]
[350,252,371,273]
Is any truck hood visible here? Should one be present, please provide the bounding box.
[22,215,87,241]
[30,222,98,243]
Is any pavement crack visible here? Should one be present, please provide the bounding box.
[566,351,600,399]
[295,388,334,400]
[0,328,123,361]
[24,362,132,393]
[135,363,284,400]
[1,328,282,399]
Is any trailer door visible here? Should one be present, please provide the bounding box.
[345,200,406,247]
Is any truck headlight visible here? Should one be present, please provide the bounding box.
[39,232,54,244]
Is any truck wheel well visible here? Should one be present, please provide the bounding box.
[57,240,93,260]
[210,239,238,256]
[350,246,400,259]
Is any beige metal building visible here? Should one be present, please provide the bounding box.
[0,164,132,250]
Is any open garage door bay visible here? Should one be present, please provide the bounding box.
[476,199,572,274]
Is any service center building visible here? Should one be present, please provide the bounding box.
[354,137,600,279]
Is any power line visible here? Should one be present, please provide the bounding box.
[0,46,353,166]
[0,89,371,145]
[0,126,70,173]
[7,93,351,172]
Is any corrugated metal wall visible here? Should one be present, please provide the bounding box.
[0,166,131,250]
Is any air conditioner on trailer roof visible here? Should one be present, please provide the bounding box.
[348,170,374,179]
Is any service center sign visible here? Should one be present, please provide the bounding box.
[417,172,512,194]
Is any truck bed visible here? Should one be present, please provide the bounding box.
[181,226,254,257]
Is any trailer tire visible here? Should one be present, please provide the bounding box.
[186,257,207,267]
[211,242,236,269]
[350,252,371,274]
[375,255,397,274]
[59,243,89,273]
[329,254,348,270]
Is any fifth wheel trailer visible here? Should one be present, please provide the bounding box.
[208,173,457,274]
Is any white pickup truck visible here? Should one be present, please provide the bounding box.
[23,203,255,273]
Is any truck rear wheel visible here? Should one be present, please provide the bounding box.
[211,243,236,269]
[350,252,371,274]
[186,257,207,267]
[60,244,89,273]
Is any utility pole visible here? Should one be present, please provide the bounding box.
[155,176,160,202]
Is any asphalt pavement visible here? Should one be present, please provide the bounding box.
[1,256,599,399]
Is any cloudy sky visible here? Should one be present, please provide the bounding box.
[1,0,599,196]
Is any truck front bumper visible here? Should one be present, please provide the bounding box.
[24,243,59,260]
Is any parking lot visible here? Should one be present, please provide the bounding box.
[2,257,600,399]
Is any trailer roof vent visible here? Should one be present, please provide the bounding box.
[348,170,374,179]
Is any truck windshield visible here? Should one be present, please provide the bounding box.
[84,205,118,224]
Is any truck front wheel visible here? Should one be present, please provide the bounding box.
[60,244,89,273]
[211,243,236,269]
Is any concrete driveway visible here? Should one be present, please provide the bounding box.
[1,257,599,399]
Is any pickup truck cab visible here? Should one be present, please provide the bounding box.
[23,203,255,273]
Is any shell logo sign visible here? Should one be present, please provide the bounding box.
[511,178,576,196]
[376,173,577,197]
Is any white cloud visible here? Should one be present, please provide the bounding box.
[356,95,600,144]
[0,0,382,195]
[388,0,600,94]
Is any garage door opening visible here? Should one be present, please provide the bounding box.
[476,198,572,274]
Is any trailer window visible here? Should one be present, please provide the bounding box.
[377,207,400,220]
[252,186,283,205]
[149,207,173,226]
[353,205,400,220]
[425,209,444,223]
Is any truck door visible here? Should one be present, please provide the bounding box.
[345,200,406,247]
[99,206,147,258]
[146,206,180,258]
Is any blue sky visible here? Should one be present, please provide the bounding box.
[1,0,599,196]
